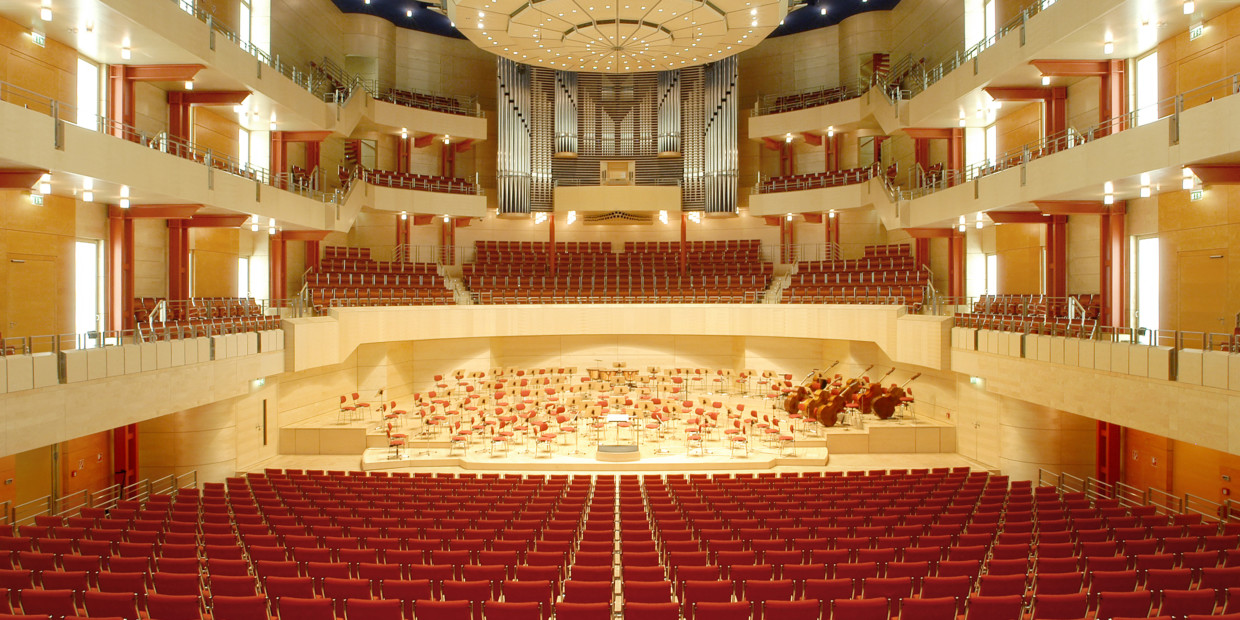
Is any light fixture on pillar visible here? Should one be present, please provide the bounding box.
[119,198,130,209]
[268,225,276,235]
[442,214,450,223]
[400,211,408,221]
[1103,35,1114,55]
[827,126,834,138]
[82,191,93,202]
[784,133,793,144]
[119,185,130,208]
[828,209,836,219]
[1041,75,1051,86]
[1103,181,1115,205]
[121,42,131,60]
[976,213,984,229]
[534,212,547,225]
[443,135,451,145]
[39,1,51,22]
[958,113,966,127]
[958,215,966,233]
[1140,173,1152,198]
[1183,168,1195,190]
[400,127,408,140]
[659,210,668,224]
[786,213,793,222]
[184,80,194,90]
[83,178,93,191]
[567,210,577,225]
[250,216,259,232]
[39,174,51,195]
[269,112,277,131]
[688,212,701,224]
[1184,0,1195,14]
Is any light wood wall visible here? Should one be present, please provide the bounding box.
[994,102,1041,156]
[190,228,239,298]
[59,432,112,497]
[0,191,79,339]
[1157,5,1240,110]
[995,222,1043,295]
[0,16,77,109]
[193,107,241,161]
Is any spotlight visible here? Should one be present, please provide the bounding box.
[1041,75,1050,86]
[1184,1,1195,14]
[1103,40,1114,55]
[658,210,668,224]
[119,198,130,209]
[120,185,129,198]
[82,191,93,202]
[401,211,408,221]
[400,127,408,139]
[184,80,194,90]
[121,46,131,60]
[820,6,826,15]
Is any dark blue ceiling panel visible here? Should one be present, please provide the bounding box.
[331,0,901,42]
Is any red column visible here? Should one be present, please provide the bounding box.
[912,138,930,173]
[106,66,136,141]
[397,136,410,174]
[1100,204,1126,327]
[825,134,841,172]
[946,128,964,186]
[113,424,139,492]
[679,213,687,274]
[167,91,190,143]
[269,233,286,302]
[305,240,321,272]
[167,219,190,301]
[270,132,287,189]
[1099,60,1127,137]
[548,213,557,273]
[107,211,125,331]
[914,238,930,273]
[1096,421,1123,485]
[948,231,965,299]
[1047,87,1068,138]
[1046,215,1068,299]
[306,141,321,175]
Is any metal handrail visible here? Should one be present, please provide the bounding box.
[754,167,875,194]
[753,83,868,116]
[347,167,483,196]
[7,471,199,528]
[169,0,316,93]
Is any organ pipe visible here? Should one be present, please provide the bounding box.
[554,70,578,157]
[657,70,681,157]
[703,56,738,214]
[498,58,532,215]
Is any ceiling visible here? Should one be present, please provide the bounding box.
[333,0,902,72]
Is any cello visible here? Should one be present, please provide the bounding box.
[859,368,896,414]
[872,373,921,420]
[812,365,873,427]
[783,361,839,414]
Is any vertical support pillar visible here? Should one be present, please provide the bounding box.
[306,141,321,176]
[397,136,410,174]
[269,232,286,302]
[107,211,125,331]
[778,142,796,177]
[912,138,930,173]
[1098,60,1127,137]
[1096,421,1123,485]
[305,240,320,272]
[167,219,190,301]
[825,213,832,245]
[914,238,930,273]
[1047,87,1068,145]
[106,66,136,141]
[1100,204,1126,327]
[167,91,190,144]
[112,424,139,492]
[270,132,287,189]
[825,134,840,172]
[948,230,965,299]
[1046,214,1068,299]
[947,128,964,186]
[679,213,687,274]
[548,213,557,274]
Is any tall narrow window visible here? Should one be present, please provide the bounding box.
[76,58,99,130]
[239,128,251,169]
[985,123,998,162]
[985,253,998,294]
[239,0,252,49]
[1135,236,1160,333]
[984,0,996,42]
[1135,51,1159,126]
[75,241,100,343]
[238,257,250,298]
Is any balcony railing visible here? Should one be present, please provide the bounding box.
[753,84,867,117]
[1039,468,1240,524]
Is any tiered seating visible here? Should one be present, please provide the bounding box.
[464,240,772,304]
[306,246,454,310]
[134,297,278,341]
[783,244,927,306]
[380,88,475,116]
[6,468,1238,620]
[955,294,1102,337]
[766,86,856,114]
[757,166,874,194]
[342,167,477,195]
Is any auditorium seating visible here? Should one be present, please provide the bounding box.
[380,88,476,117]
[764,86,857,114]
[4,468,1239,620]
[133,297,279,341]
[756,166,875,194]
[306,246,454,310]
[463,240,772,304]
[955,294,1102,337]
[782,244,928,307]
[342,167,477,195]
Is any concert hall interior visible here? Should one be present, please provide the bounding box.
[3,0,1240,617]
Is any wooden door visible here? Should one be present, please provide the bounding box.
[955,407,978,462]
[1177,249,1229,339]
[13,446,54,521]
[5,257,57,338]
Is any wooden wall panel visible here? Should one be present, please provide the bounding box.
[1155,184,1240,333]
[995,102,1041,156]
[0,191,77,340]
[191,228,239,298]
[996,222,1043,295]
[59,432,112,497]
[0,455,14,507]
[1124,428,1174,493]
[0,16,78,106]
[193,108,240,161]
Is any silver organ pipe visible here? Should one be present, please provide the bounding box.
[554,70,578,157]
[497,58,532,215]
[703,56,739,214]
[657,70,681,157]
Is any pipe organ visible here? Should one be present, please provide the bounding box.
[498,58,739,214]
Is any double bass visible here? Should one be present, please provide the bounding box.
[872,373,921,420]
[782,361,839,414]
[859,368,896,414]
[810,365,873,427]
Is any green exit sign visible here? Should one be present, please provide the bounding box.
[30,31,45,47]
[1190,23,1205,40]
[29,193,43,206]
[1191,189,1204,201]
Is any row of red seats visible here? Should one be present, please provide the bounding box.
[954,315,1100,340]
[797,257,917,274]
[380,88,473,117]
[476,291,764,305]
[863,245,913,259]
[767,86,856,115]
[317,260,438,276]
[758,167,874,194]
[789,272,926,286]
[309,290,454,310]
[323,247,370,260]
[306,274,443,289]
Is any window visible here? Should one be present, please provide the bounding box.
[984,0,996,42]
[238,257,250,298]
[249,255,270,301]
[239,0,252,49]
[74,241,101,342]
[1135,51,1159,126]
[985,253,998,294]
[1135,236,1159,333]
[239,128,251,169]
[985,123,998,162]
[76,58,99,130]
[964,0,986,52]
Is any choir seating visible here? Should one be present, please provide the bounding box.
[764,86,857,114]
[782,244,928,307]
[306,246,454,311]
[133,297,279,342]
[4,468,1238,620]
[954,295,1102,337]
[341,167,477,195]
[463,240,772,304]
